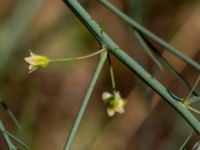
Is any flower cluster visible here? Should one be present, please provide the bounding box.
[102,91,126,117]
[24,51,127,117]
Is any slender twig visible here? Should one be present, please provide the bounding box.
[193,142,200,150]
[63,0,200,135]
[134,30,164,70]
[98,0,200,71]
[0,119,17,150]
[137,32,198,96]
[187,106,200,115]
[50,48,106,63]
[0,98,21,129]
[0,128,29,149]
[63,51,107,150]
[107,53,116,91]
[188,96,200,105]
[184,75,200,103]
[179,132,192,150]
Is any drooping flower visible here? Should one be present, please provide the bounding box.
[24,51,50,73]
[102,91,126,117]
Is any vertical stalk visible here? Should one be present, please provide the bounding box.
[107,53,116,91]
[63,51,107,150]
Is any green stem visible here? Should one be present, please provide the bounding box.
[0,119,17,150]
[195,143,200,150]
[107,53,116,91]
[134,30,164,70]
[63,0,200,135]
[63,51,107,150]
[0,98,21,129]
[178,132,192,150]
[50,48,106,64]
[98,0,200,72]
[187,106,200,115]
[188,96,200,105]
[136,32,198,96]
[184,75,200,103]
[0,129,29,149]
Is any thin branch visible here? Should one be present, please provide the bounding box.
[0,119,17,150]
[50,48,106,63]
[188,96,200,105]
[0,128,29,149]
[134,30,164,70]
[184,75,200,103]
[0,98,21,129]
[187,106,200,115]
[179,132,192,150]
[107,53,116,91]
[136,31,198,96]
[63,51,107,150]
[98,0,200,71]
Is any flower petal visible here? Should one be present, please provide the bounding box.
[115,106,125,114]
[28,65,37,73]
[24,57,36,65]
[107,108,115,117]
[102,92,112,102]
[30,51,36,56]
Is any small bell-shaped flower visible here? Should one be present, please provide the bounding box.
[102,91,126,117]
[24,51,50,73]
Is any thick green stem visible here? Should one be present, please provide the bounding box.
[63,0,200,135]
[63,51,107,150]
[98,0,200,72]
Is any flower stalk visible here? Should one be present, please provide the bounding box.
[24,48,106,73]
[49,48,106,63]
[107,53,116,91]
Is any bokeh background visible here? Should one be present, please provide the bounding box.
[0,0,200,150]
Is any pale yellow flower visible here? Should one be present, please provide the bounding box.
[24,51,49,73]
[102,91,126,117]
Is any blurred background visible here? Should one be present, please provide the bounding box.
[0,0,200,149]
